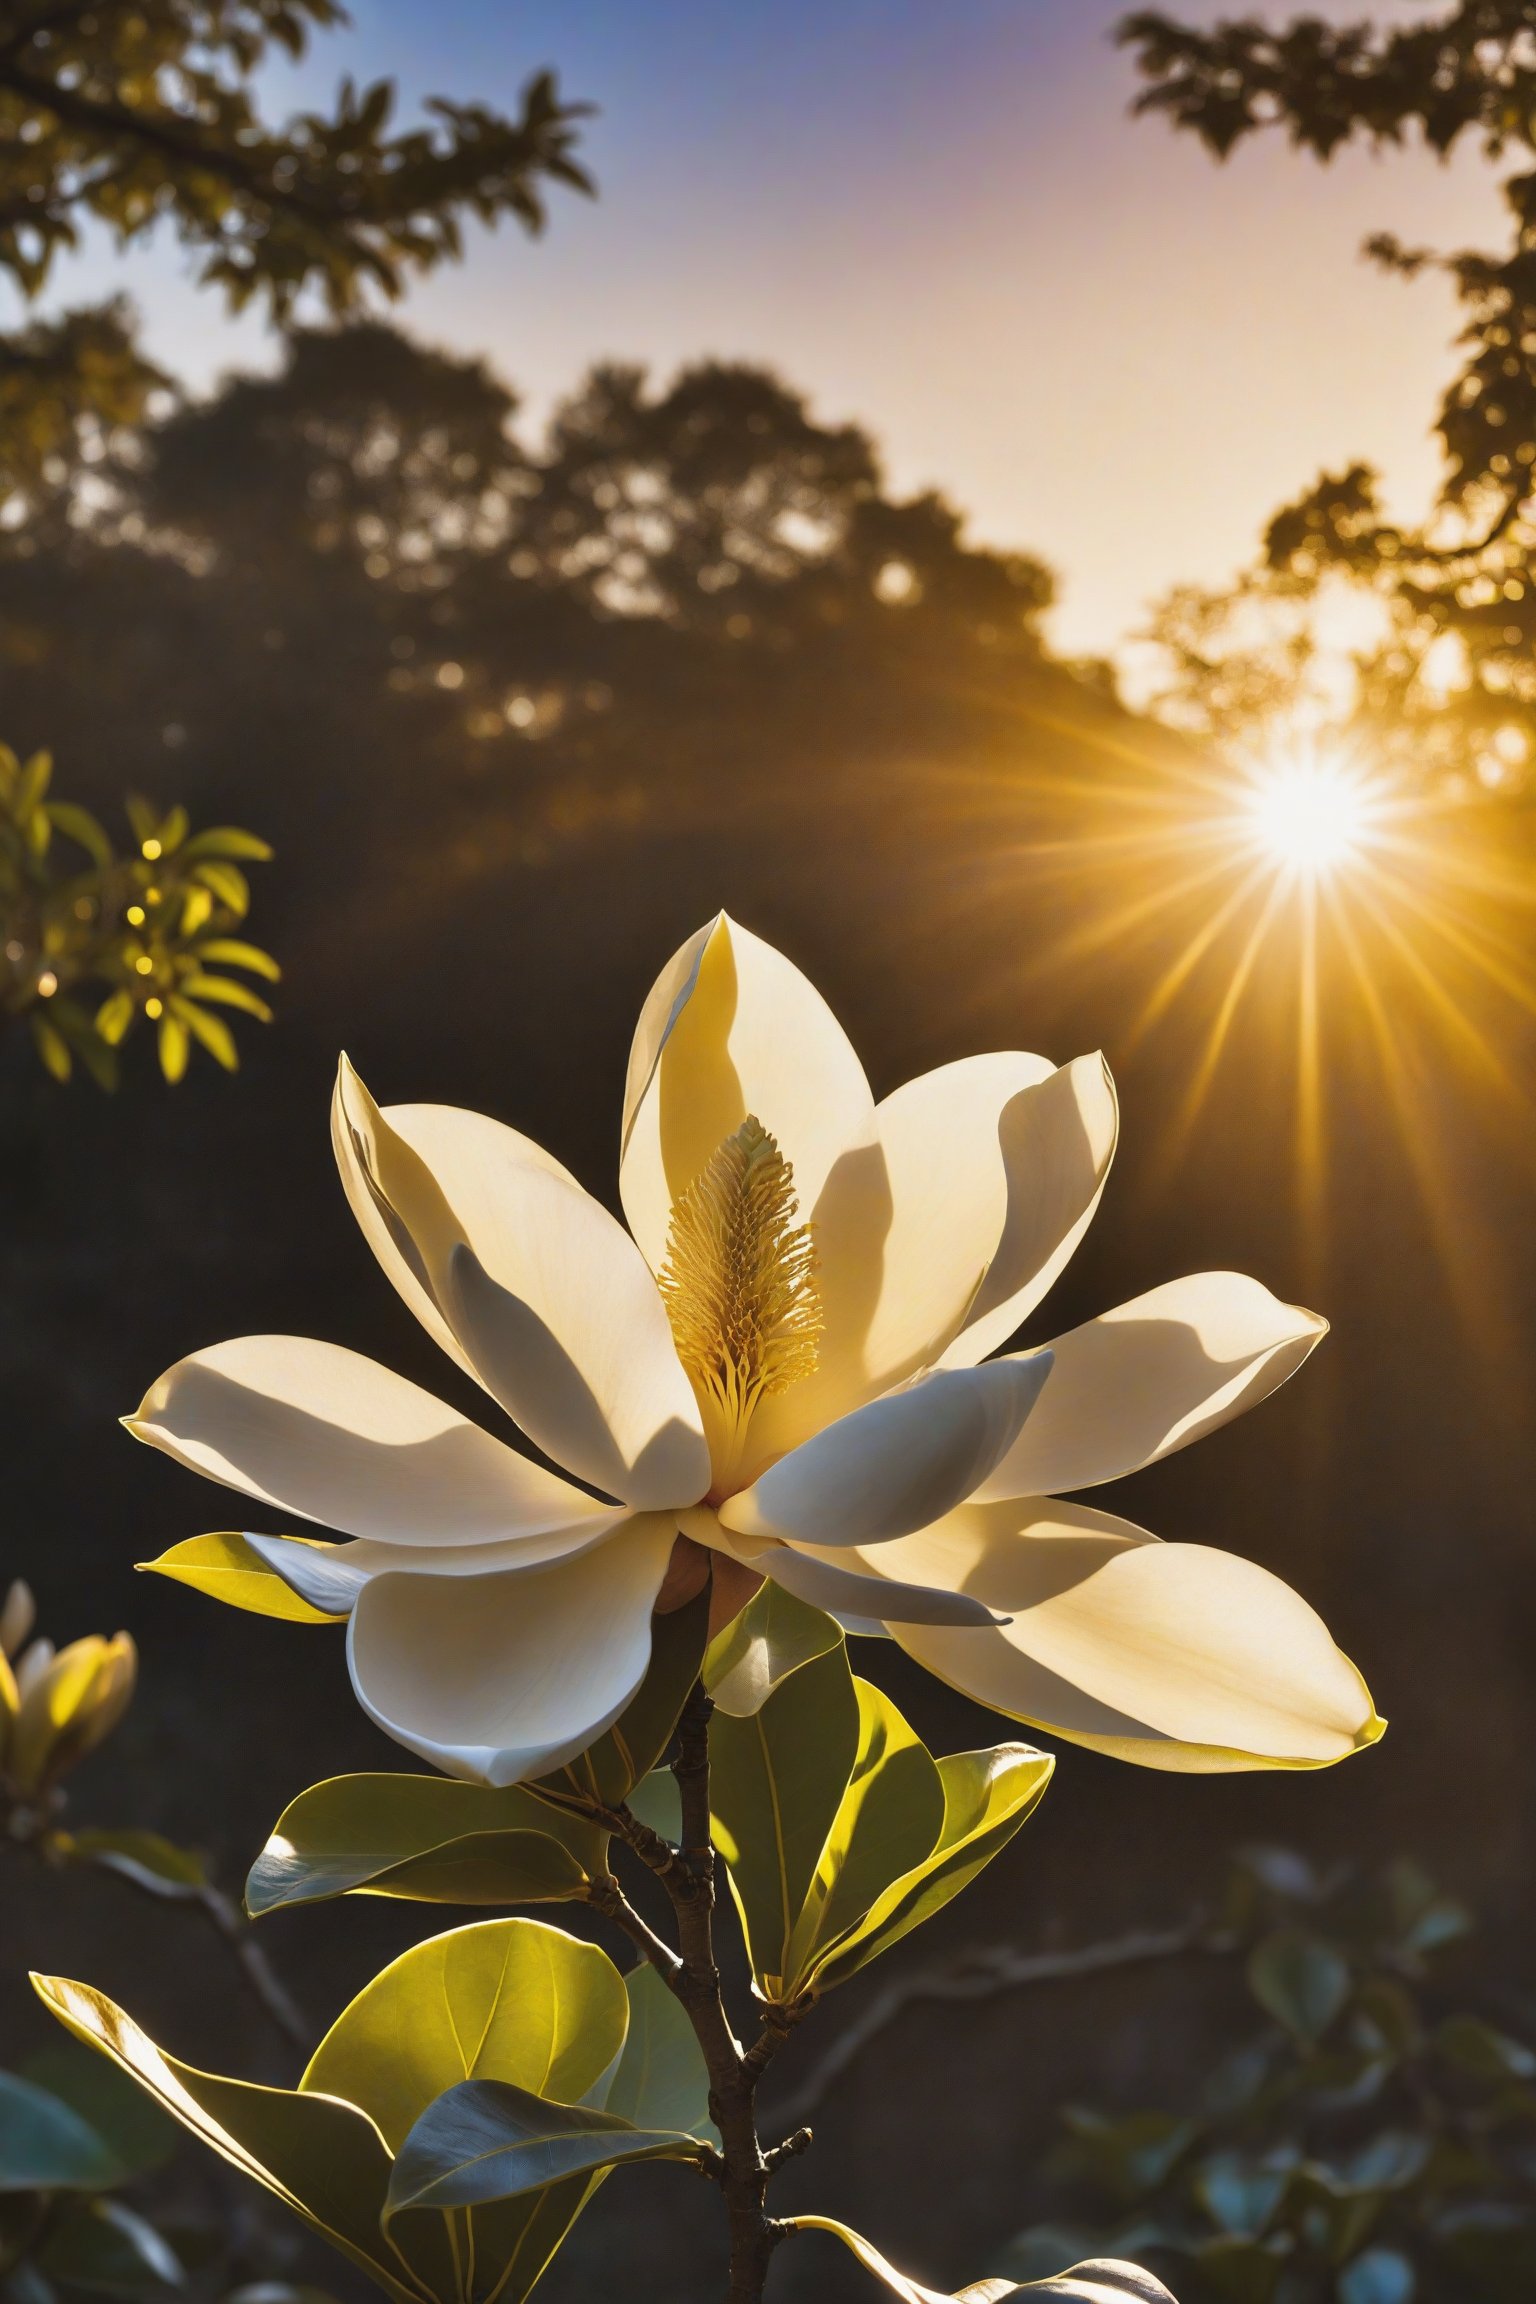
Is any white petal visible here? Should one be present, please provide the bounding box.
[735,1539,1004,1627]
[244,1520,625,1617]
[877,1498,1381,1770]
[980,1274,1327,1500]
[862,1052,1058,1378]
[346,1515,679,1785]
[127,1337,609,1545]
[936,1055,1119,1368]
[335,1063,708,1508]
[718,1359,1051,1548]
[619,914,876,1271]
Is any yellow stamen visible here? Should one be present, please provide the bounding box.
[660,1115,822,1480]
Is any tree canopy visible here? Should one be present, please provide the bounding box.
[1120,3,1536,796]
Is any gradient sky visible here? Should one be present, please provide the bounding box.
[36,0,1510,653]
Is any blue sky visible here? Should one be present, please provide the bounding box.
[31,0,1506,652]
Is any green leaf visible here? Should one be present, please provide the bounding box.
[189,861,251,914]
[605,1964,714,2141]
[300,1919,629,2156]
[709,1639,860,1999]
[179,828,274,863]
[175,974,273,1022]
[45,802,113,868]
[64,1830,208,1900]
[807,1742,1054,1992]
[245,1773,608,1916]
[32,1974,409,2302]
[94,992,135,1048]
[703,1581,843,1716]
[785,2216,1179,2301]
[31,1012,72,1082]
[37,2197,184,2293]
[137,1533,341,1625]
[386,2082,700,2213]
[624,1769,682,1843]
[156,1014,189,1084]
[533,1588,709,1812]
[784,1680,944,1985]
[191,938,281,981]
[1247,1929,1351,2043]
[168,996,238,1071]
[0,2072,123,2192]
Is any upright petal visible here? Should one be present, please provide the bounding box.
[718,1359,1051,1548]
[875,1499,1381,1771]
[126,1337,610,1545]
[346,1515,679,1784]
[334,1063,709,1508]
[936,1055,1119,1368]
[619,914,876,1271]
[979,1274,1327,1500]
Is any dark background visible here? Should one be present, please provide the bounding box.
[1,329,1533,2300]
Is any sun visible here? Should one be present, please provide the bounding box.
[1240,751,1379,877]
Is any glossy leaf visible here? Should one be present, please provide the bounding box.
[606,1964,714,2141]
[138,1533,339,1625]
[709,1640,861,1998]
[31,1975,410,2302]
[387,2082,700,2213]
[786,2217,1178,2302]
[703,1581,843,1717]
[532,1588,709,1812]
[783,1680,944,1986]
[0,2071,123,2192]
[300,1920,629,2154]
[807,1742,1054,1992]
[246,1773,608,1915]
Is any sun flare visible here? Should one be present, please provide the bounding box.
[1243,755,1378,876]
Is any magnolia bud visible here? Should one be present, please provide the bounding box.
[4,1632,138,1797]
[0,1580,35,1660]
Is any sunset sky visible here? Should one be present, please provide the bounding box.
[39,0,1509,655]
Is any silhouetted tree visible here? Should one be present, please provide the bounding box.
[1121,3,1536,795]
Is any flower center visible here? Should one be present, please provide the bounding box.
[660,1114,822,1487]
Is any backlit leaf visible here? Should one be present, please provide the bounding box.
[246,1773,608,1915]
[605,1964,714,2141]
[704,1581,843,1717]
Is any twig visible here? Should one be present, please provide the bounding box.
[587,1872,683,1988]
[771,1921,1238,2129]
[193,1882,311,2051]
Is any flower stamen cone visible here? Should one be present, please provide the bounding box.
[660,1114,822,1490]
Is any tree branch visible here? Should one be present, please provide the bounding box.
[586,1871,683,1989]
[771,1921,1238,2130]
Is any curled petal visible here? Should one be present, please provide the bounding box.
[719,1358,1051,1549]
[346,1515,680,1784]
[980,1272,1327,1500]
[243,1520,624,1617]
[127,1337,608,1546]
[620,914,875,1271]
[734,1538,1004,1628]
[869,1500,1382,1770]
[937,1055,1119,1368]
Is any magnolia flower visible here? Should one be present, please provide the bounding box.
[128,915,1380,1785]
[1,1581,137,1804]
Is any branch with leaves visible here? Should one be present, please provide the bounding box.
[0,746,279,1086]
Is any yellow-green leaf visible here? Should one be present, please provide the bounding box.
[138,1533,340,1625]
[807,1743,1054,1992]
[156,1014,189,1083]
[177,973,273,1021]
[606,1964,714,2142]
[300,1919,629,2155]
[169,995,239,1071]
[709,1641,860,2000]
[784,1680,945,1986]
[704,1580,843,1717]
[246,1774,609,1916]
[192,938,281,980]
[30,1975,410,2303]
